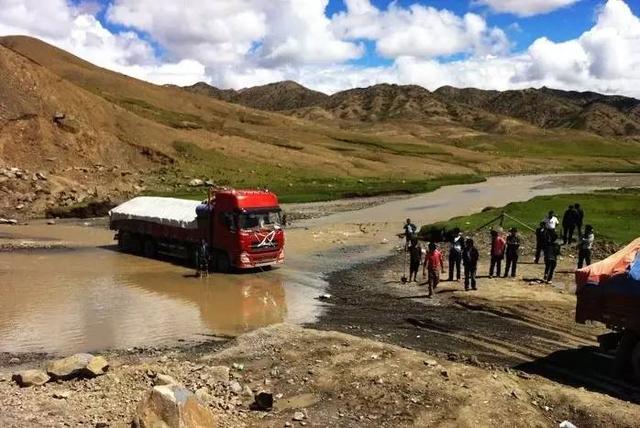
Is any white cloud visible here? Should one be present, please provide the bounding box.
[0,0,208,85]
[475,0,581,17]
[332,1,510,58]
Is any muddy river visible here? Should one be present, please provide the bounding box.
[1,173,638,354]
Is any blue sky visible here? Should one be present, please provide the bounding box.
[3,0,640,96]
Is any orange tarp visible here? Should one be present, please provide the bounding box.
[575,237,640,292]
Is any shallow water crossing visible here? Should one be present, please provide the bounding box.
[1,173,639,354]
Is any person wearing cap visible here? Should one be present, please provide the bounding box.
[577,225,595,269]
[504,227,520,278]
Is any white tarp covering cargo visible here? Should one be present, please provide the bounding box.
[109,197,200,229]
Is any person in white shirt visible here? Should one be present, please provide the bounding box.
[543,210,559,230]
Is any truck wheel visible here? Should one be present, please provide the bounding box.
[632,341,640,382]
[214,252,231,273]
[143,239,157,258]
[613,330,639,379]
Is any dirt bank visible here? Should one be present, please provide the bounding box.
[1,324,639,428]
[311,232,640,404]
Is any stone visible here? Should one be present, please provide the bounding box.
[47,219,56,225]
[423,359,438,367]
[292,411,305,421]
[8,357,20,364]
[229,380,243,395]
[253,392,273,411]
[47,353,109,380]
[132,384,217,428]
[194,387,210,401]
[53,390,71,399]
[188,179,204,187]
[12,370,50,387]
[231,363,244,371]
[155,374,180,387]
[208,366,230,385]
[242,385,254,398]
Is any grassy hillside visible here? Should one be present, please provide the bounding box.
[424,188,640,244]
[1,35,640,217]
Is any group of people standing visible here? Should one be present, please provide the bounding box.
[402,206,596,297]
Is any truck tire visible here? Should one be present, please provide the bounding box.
[612,330,639,379]
[214,251,231,273]
[632,341,640,382]
[143,239,157,258]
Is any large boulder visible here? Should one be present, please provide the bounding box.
[12,370,50,387]
[47,353,109,380]
[133,384,218,428]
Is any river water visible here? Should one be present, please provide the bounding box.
[0,173,638,354]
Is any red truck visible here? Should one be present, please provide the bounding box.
[575,238,640,382]
[109,189,285,272]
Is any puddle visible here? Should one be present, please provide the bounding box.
[0,247,323,354]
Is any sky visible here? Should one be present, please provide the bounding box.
[1,0,640,96]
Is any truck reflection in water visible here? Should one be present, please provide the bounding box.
[0,248,287,354]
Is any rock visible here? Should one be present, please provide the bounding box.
[293,411,305,421]
[285,422,292,427]
[0,218,18,225]
[155,374,180,387]
[231,362,244,371]
[208,366,230,385]
[194,387,210,401]
[229,380,243,395]
[47,219,56,225]
[252,392,273,411]
[318,294,332,300]
[133,384,217,428]
[47,353,109,380]
[12,370,50,387]
[440,370,449,378]
[242,385,254,398]
[188,179,204,187]
[423,359,438,367]
[52,390,71,399]
[559,421,577,428]
[8,357,20,364]
[15,204,24,210]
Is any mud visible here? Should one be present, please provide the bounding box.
[311,236,640,403]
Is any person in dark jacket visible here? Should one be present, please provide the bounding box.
[489,229,506,278]
[462,238,479,291]
[504,228,520,278]
[562,205,578,244]
[448,229,463,281]
[534,221,545,264]
[577,224,594,269]
[408,238,423,282]
[574,203,585,237]
[543,231,561,283]
[198,239,209,277]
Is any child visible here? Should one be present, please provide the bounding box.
[423,242,444,298]
[408,238,422,282]
[489,230,506,278]
[462,238,479,291]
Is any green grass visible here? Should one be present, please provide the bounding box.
[329,132,448,158]
[452,134,640,159]
[422,188,640,244]
[146,141,485,204]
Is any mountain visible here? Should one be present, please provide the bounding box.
[190,80,640,137]
[0,36,639,219]
[184,80,329,111]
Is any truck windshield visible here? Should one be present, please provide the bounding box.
[238,210,282,230]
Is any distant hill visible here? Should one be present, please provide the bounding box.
[184,81,329,111]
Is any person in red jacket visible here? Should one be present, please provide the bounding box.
[423,242,445,298]
[489,229,506,278]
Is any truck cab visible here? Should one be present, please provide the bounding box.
[201,190,285,271]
